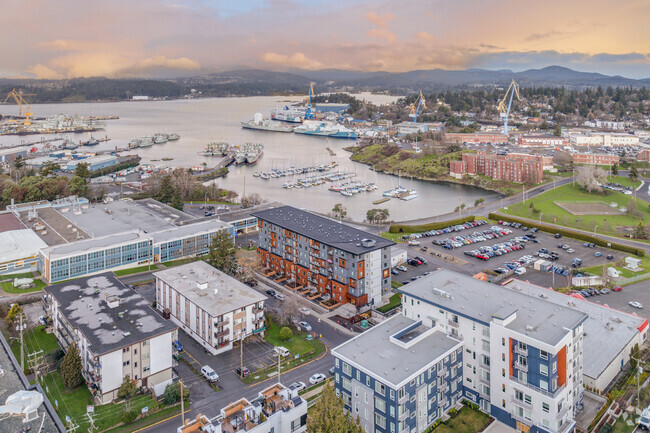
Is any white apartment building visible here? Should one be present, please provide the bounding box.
[44,273,177,404]
[570,133,639,147]
[154,262,267,356]
[177,383,307,433]
[399,269,587,433]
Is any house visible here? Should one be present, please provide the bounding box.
[44,273,178,404]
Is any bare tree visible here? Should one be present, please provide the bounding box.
[576,165,607,193]
[241,193,266,208]
[272,296,301,326]
[553,151,573,167]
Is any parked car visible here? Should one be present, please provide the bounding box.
[408,240,421,246]
[554,233,562,238]
[606,255,614,260]
[235,366,251,377]
[299,307,311,315]
[309,373,327,385]
[396,265,408,272]
[612,286,623,292]
[290,382,307,392]
[274,346,290,357]
[595,252,602,257]
[265,289,276,296]
[391,269,399,276]
[201,365,219,382]
[299,321,312,331]
[629,301,643,309]
[275,293,286,301]
[329,367,335,375]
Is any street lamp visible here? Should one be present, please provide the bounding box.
[539,212,543,223]
[594,225,598,234]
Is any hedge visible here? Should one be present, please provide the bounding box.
[389,215,477,234]
[489,213,646,257]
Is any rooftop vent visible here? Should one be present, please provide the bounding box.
[105,294,120,309]
[361,238,376,248]
[197,281,208,290]
[525,325,534,331]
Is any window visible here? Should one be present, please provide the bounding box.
[540,350,548,360]
[540,380,548,391]
[515,390,523,401]
[542,402,550,413]
[540,364,548,376]
[342,377,351,391]
[451,351,457,363]
[375,397,386,412]
[552,361,557,373]
[524,394,531,405]
[342,362,352,376]
[375,413,386,429]
[390,389,395,400]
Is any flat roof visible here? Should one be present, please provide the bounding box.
[0,229,48,263]
[502,279,647,380]
[251,206,394,255]
[0,212,26,232]
[44,273,176,355]
[398,269,587,346]
[133,198,196,225]
[151,219,230,244]
[333,315,461,388]
[0,333,65,432]
[153,262,267,316]
[41,231,147,259]
[215,202,282,224]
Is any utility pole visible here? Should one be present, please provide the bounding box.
[27,349,44,383]
[240,336,244,379]
[19,313,24,371]
[86,412,96,433]
[277,351,281,384]
[180,379,185,426]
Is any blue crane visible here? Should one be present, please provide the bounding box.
[497,79,521,135]
[304,82,315,120]
[408,91,426,123]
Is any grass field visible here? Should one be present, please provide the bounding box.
[502,183,650,237]
[426,406,492,433]
[112,265,155,276]
[10,325,60,361]
[377,293,402,313]
[1,278,46,294]
[161,257,203,268]
[608,175,642,189]
[264,318,324,356]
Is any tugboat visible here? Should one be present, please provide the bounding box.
[81,136,100,146]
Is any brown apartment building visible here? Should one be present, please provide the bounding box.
[450,151,545,184]
[572,153,620,165]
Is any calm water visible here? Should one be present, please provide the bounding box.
[0,96,497,221]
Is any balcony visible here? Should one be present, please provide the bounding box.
[439,383,449,393]
[509,376,566,399]
[437,399,448,408]
[447,319,459,328]
[398,409,409,421]
[510,395,532,408]
[558,403,571,419]
[215,328,229,339]
[514,345,528,356]
[555,419,575,433]
[437,368,448,377]
[514,360,528,372]
[253,306,264,314]
[398,393,409,405]
[253,317,264,325]
[214,318,229,327]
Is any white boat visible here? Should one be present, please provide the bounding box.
[399,190,418,201]
[167,133,180,141]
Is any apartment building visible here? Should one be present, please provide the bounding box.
[333,315,463,433]
[177,383,307,433]
[572,153,620,166]
[517,135,567,148]
[252,206,394,306]
[445,133,509,144]
[44,273,177,404]
[398,269,586,433]
[154,262,267,355]
[569,134,639,147]
[450,152,544,184]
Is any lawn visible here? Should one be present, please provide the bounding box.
[1,278,46,294]
[161,257,204,268]
[10,325,61,361]
[608,175,642,189]
[113,265,156,276]
[264,318,324,357]
[381,232,407,243]
[580,256,650,285]
[377,293,402,313]
[426,406,492,433]
[611,415,637,433]
[502,183,650,237]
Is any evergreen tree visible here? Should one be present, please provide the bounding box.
[60,343,83,388]
[207,229,237,275]
[74,162,91,180]
[68,175,89,197]
[611,164,618,175]
[307,382,364,433]
[155,175,175,204]
[118,375,138,411]
[630,165,638,179]
[5,303,23,328]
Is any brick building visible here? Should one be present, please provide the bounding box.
[572,153,620,166]
[253,206,394,306]
[637,150,650,162]
[449,151,544,184]
[518,135,567,148]
[445,133,509,144]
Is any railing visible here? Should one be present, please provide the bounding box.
[509,376,565,399]
[398,409,409,421]
[253,317,264,325]
[558,403,571,419]
[437,399,448,408]
[253,307,264,314]
[510,395,532,408]
[514,345,528,356]
[555,419,575,433]
[437,368,448,377]
[215,328,229,338]
[514,360,528,372]
[447,319,459,328]
[398,393,409,405]
[215,318,229,327]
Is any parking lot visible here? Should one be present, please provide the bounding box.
[395,220,626,290]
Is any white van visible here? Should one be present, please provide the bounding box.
[514,267,526,276]
[274,346,290,357]
[201,365,219,382]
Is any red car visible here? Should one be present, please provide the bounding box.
[612,286,623,292]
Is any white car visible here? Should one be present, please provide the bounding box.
[275,293,286,301]
[514,267,526,276]
[201,365,219,382]
[299,307,311,315]
[629,301,643,309]
[290,381,306,392]
[408,240,420,246]
[309,373,327,385]
[299,321,312,331]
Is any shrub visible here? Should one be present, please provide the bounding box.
[279,327,293,341]
[390,215,477,234]
[121,410,138,425]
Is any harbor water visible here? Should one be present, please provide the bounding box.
[0,96,498,222]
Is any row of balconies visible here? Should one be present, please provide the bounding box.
[509,375,565,399]
[514,345,528,356]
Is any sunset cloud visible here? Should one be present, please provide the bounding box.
[262,52,323,69]
[365,12,397,42]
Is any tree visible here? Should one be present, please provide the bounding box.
[279,327,293,341]
[155,174,175,204]
[307,382,364,433]
[5,303,22,328]
[474,198,485,207]
[576,165,607,193]
[118,375,138,411]
[74,162,91,180]
[553,123,562,137]
[40,161,60,177]
[633,222,648,240]
[170,189,184,211]
[13,155,25,170]
[611,164,618,175]
[241,193,265,208]
[630,164,638,180]
[375,209,390,226]
[60,343,83,388]
[68,175,89,197]
[207,229,237,275]
[273,297,301,326]
[332,203,347,220]
[162,382,190,405]
[366,209,378,224]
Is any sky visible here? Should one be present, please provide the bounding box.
[1,0,649,79]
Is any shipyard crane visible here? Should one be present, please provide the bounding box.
[497,79,521,135]
[408,90,426,123]
[304,81,315,120]
[4,89,34,126]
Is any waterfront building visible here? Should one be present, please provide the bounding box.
[44,273,178,404]
[450,151,544,184]
[253,206,394,306]
[154,262,266,355]
[332,315,463,433]
[65,155,118,172]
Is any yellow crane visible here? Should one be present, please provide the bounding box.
[497,79,521,135]
[4,89,34,126]
[408,90,426,123]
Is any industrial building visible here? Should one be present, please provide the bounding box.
[517,135,567,148]
[44,273,178,404]
[569,133,639,147]
[154,262,267,355]
[333,315,463,433]
[177,383,307,433]
[343,269,588,433]
[0,229,47,275]
[65,155,118,172]
[253,206,394,306]
[395,121,444,135]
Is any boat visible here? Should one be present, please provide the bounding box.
[167,133,180,141]
[398,190,418,201]
[61,139,78,150]
[235,142,264,165]
[202,142,230,156]
[153,133,168,144]
[81,136,100,146]
[270,106,304,123]
[260,173,270,180]
[293,121,357,139]
[140,136,154,148]
[340,190,353,197]
[242,113,294,132]
[129,138,142,148]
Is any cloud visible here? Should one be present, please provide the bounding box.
[119,56,200,76]
[415,32,434,43]
[25,64,64,79]
[524,31,572,42]
[262,52,323,69]
[365,12,397,42]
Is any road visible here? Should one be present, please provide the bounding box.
[125,276,349,433]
